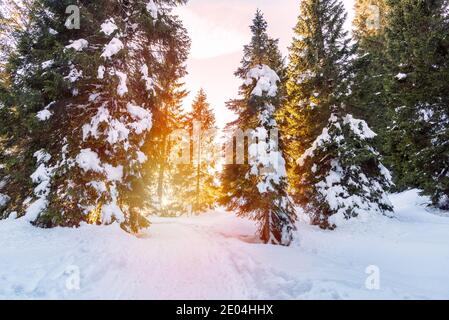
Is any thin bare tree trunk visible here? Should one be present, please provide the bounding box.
[195,133,201,213]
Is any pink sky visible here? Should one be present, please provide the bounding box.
[175,0,355,129]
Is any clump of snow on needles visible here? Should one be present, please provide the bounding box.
[248,127,287,194]
[297,113,376,166]
[0,193,10,208]
[103,164,123,182]
[297,113,393,226]
[41,60,54,69]
[146,0,160,21]
[97,65,105,79]
[136,151,148,164]
[127,102,153,134]
[82,103,152,146]
[101,37,124,59]
[245,64,280,97]
[76,149,124,182]
[24,150,54,221]
[101,186,124,224]
[115,71,128,96]
[245,64,287,194]
[343,114,376,140]
[395,73,408,80]
[36,109,53,121]
[140,64,154,93]
[100,18,118,36]
[297,117,335,167]
[65,66,83,83]
[76,149,103,173]
[65,39,88,52]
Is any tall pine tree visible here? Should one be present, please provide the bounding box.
[350,0,390,135]
[185,89,219,214]
[283,0,393,228]
[0,0,32,217]
[0,0,190,232]
[383,0,449,208]
[141,25,190,217]
[220,11,296,245]
[280,0,353,191]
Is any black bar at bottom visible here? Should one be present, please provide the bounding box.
[0,300,446,319]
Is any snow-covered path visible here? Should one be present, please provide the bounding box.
[0,190,448,299]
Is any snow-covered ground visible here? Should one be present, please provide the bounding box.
[0,190,448,300]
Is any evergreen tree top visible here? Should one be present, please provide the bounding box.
[189,89,216,129]
[289,0,351,75]
[226,10,285,128]
[237,10,284,79]
[286,0,353,112]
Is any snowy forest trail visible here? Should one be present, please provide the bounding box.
[1,190,449,299]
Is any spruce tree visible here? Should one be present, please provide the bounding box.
[184,89,219,214]
[283,0,393,228]
[220,11,296,246]
[144,77,190,217]
[0,0,65,219]
[350,0,390,135]
[383,0,449,208]
[280,0,353,191]
[0,0,33,217]
[0,0,190,232]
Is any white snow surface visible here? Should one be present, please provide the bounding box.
[0,190,448,299]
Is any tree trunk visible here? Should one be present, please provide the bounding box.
[195,133,201,214]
